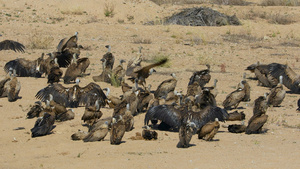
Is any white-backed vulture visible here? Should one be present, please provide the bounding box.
[267,76,286,107]
[30,101,55,137]
[27,101,44,119]
[223,81,246,110]
[154,73,177,99]
[4,53,45,77]
[197,118,220,141]
[35,81,107,108]
[188,64,211,88]
[177,111,196,148]
[83,121,109,142]
[110,115,126,145]
[128,58,168,87]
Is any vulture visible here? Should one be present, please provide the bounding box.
[227,121,247,133]
[126,46,143,77]
[222,81,246,110]
[186,81,202,97]
[188,64,211,88]
[102,87,122,108]
[246,62,278,87]
[48,94,68,117]
[142,126,158,140]
[195,88,216,110]
[48,50,75,68]
[4,53,45,77]
[110,115,126,145]
[102,45,115,70]
[245,94,269,134]
[57,32,79,53]
[56,109,75,121]
[123,104,134,132]
[81,100,103,130]
[27,101,44,119]
[198,118,220,141]
[31,101,55,137]
[128,58,168,87]
[64,55,90,84]
[0,39,25,53]
[35,81,107,108]
[47,66,63,84]
[267,76,286,107]
[92,58,112,83]
[154,73,177,99]
[237,75,251,102]
[177,110,196,148]
[83,121,109,142]
[4,68,21,102]
[227,110,245,121]
[145,105,228,131]
[71,129,89,141]
[137,84,154,113]
[111,59,126,86]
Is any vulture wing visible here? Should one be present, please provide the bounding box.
[144,104,181,128]
[0,40,25,53]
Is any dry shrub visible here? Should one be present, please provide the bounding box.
[261,0,300,6]
[210,0,250,5]
[223,33,262,43]
[149,0,206,5]
[268,13,295,25]
[241,9,267,20]
[61,7,84,15]
[104,2,115,17]
[29,33,54,49]
[133,38,152,44]
[220,63,226,73]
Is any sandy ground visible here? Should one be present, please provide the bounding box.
[0,0,300,168]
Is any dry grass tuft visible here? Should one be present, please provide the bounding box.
[29,33,54,49]
[268,13,295,25]
[261,0,300,6]
[61,7,85,15]
[133,38,152,44]
[210,0,251,5]
[104,2,115,17]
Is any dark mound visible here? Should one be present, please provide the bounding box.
[165,7,241,26]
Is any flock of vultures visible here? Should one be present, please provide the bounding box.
[0,32,300,148]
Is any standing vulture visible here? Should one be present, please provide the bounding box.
[267,76,286,107]
[223,81,246,110]
[188,64,211,88]
[154,73,177,99]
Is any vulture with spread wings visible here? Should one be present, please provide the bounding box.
[35,82,107,108]
[144,105,228,131]
[0,40,25,53]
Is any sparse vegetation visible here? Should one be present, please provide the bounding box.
[133,38,152,44]
[61,7,84,15]
[104,2,115,17]
[261,0,300,6]
[268,13,295,25]
[29,33,54,49]
[151,55,171,68]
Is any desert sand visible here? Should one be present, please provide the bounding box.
[0,0,299,168]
